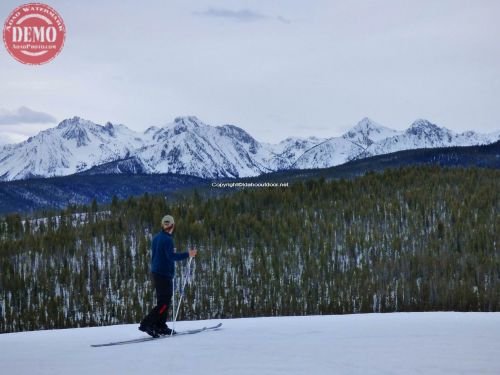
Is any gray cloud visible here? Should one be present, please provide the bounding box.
[194,8,266,22]
[1,1,498,143]
[194,7,289,23]
[0,106,57,125]
[276,16,291,24]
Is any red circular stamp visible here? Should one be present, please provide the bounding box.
[3,3,65,65]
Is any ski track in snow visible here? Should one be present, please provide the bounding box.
[0,312,499,375]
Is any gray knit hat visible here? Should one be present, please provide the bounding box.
[161,215,175,225]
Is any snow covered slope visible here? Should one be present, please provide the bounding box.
[264,136,326,170]
[292,117,500,169]
[136,116,277,178]
[292,118,401,169]
[293,136,363,169]
[0,115,498,181]
[364,119,500,158]
[0,117,145,181]
[0,313,498,375]
[343,117,401,147]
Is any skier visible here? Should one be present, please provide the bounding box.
[139,214,197,337]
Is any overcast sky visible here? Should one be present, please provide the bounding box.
[0,0,499,144]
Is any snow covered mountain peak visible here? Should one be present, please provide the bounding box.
[405,119,453,144]
[137,116,274,178]
[364,118,460,156]
[56,116,90,128]
[0,117,145,181]
[354,117,381,129]
[345,117,394,135]
[217,124,259,151]
[172,116,203,131]
[103,121,121,136]
[408,118,440,132]
[55,116,131,143]
[56,116,103,133]
[341,117,401,151]
[155,116,206,137]
[174,115,202,125]
[0,115,498,181]
[56,116,99,146]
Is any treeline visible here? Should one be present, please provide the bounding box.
[0,166,498,333]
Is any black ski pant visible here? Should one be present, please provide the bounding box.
[141,273,173,327]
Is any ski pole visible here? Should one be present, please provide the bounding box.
[171,277,175,334]
[172,256,193,335]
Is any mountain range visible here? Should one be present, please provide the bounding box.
[0,139,498,215]
[0,115,498,181]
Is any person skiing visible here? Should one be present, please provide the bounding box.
[139,214,197,337]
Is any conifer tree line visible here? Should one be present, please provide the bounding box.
[0,166,498,333]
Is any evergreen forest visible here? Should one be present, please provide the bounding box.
[0,166,498,333]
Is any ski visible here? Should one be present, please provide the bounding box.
[90,323,222,347]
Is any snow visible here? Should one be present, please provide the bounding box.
[0,117,145,181]
[1,312,499,374]
[137,116,273,178]
[343,117,402,145]
[0,115,499,181]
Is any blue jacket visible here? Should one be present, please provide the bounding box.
[151,231,189,277]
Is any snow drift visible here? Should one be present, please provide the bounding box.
[0,312,499,375]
